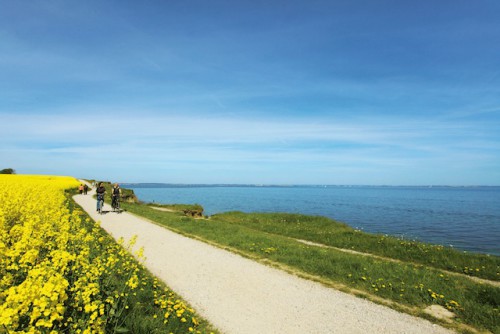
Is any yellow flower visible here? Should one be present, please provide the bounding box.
[1,175,201,333]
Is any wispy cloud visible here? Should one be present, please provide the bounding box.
[2,110,497,169]
[0,111,445,147]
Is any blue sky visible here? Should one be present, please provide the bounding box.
[1,0,499,185]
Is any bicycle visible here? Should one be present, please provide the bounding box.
[111,195,120,213]
[97,193,105,214]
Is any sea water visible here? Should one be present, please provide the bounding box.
[124,185,500,256]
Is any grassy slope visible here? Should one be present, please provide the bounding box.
[121,201,499,334]
[212,211,499,281]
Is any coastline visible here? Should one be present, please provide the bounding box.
[126,184,500,256]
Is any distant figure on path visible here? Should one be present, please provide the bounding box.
[83,184,89,195]
[78,184,84,195]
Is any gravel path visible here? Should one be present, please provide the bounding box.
[73,189,453,334]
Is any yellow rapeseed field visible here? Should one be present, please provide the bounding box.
[0,175,201,333]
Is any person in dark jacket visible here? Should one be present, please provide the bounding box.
[96,182,106,213]
[111,183,122,212]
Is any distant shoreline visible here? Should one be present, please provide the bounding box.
[122,183,500,189]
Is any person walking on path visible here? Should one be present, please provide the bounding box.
[78,184,84,195]
[83,184,89,195]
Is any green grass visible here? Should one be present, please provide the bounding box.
[213,211,499,281]
[158,203,203,211]
[150,203,204,215]
[121,202,500,334]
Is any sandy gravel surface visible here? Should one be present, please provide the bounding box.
[73,187,453,334]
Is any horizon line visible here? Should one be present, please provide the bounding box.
[117,182,500,188]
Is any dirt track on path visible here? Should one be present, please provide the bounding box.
[73,186,453,334]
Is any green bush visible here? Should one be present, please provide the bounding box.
[0,168,16,174]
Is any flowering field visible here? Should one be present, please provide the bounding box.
[0,175,210,333]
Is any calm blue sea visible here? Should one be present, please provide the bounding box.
[124,185,500,256]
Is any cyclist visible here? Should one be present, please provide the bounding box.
[111,183,122,212]
[96,182,106,214]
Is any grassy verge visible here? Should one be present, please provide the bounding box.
[212,212,499,281]
[121,201,500,334]
[151,203,203,212]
